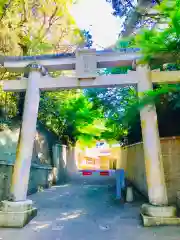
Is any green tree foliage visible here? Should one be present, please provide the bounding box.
[0,0,105,147]
[130,0,180,65]
[0,0,83,56]
[126,0,180,114]
[117,0,180,142]
[39,90,106,146]
[0,0,85,118]
[85,38,143,144]
[85,86,139,144]
[86,0,180,145]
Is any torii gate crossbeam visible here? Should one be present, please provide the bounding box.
[3,71,180,92]
[1,48,141,72]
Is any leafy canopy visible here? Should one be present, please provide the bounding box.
[39,90,106,146]
[129,0,180,64]
[0,0,102,147]
[0,0,84,56]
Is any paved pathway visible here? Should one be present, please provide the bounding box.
[1,178,180,240]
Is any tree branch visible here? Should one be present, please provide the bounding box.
[22,0,28,22]
[0,0,12,22]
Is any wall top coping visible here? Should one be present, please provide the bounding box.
[123,136,180,149]
[0,160,52,170]
[53,144,67,148]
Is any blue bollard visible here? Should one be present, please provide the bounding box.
[115,169,125,200]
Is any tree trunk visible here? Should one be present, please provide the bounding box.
[17,92,26,119]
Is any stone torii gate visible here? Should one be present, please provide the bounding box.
[0,48,179,227]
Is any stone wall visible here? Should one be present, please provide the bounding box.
[161,137,180,204]
[124,137,180,204]
[123,143,148,196]
[52,145,83,182]
[0,121,59,201]
[66,146,80,180]
[52,144,68,184]
[0,163,13,201]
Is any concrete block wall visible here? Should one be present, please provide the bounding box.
[28,164,53,195]
[66,146,79,180]
[0,162,53,200]
[0,163,13,201]
[0,122,58,165]
[52,144,68,184]
[52,145,87,183]
[124,143,148,197]
[0,122,59,201]
[124,136,180,204]
[161,137,180,204]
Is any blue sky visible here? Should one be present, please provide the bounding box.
[71,0,122,49]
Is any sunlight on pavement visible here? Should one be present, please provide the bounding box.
[51,184,71,189]
[30,220,52,225]
[29,221,53,232]
[48,195,65,200]
[33,223,50,231]
[56,210,85,221]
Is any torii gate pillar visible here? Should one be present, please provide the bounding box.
[0,63,46,228]
[11,64,46,201]
[137,64,168,206]
[137,65,178,226]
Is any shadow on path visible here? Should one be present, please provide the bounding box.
[0,178,180,240]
